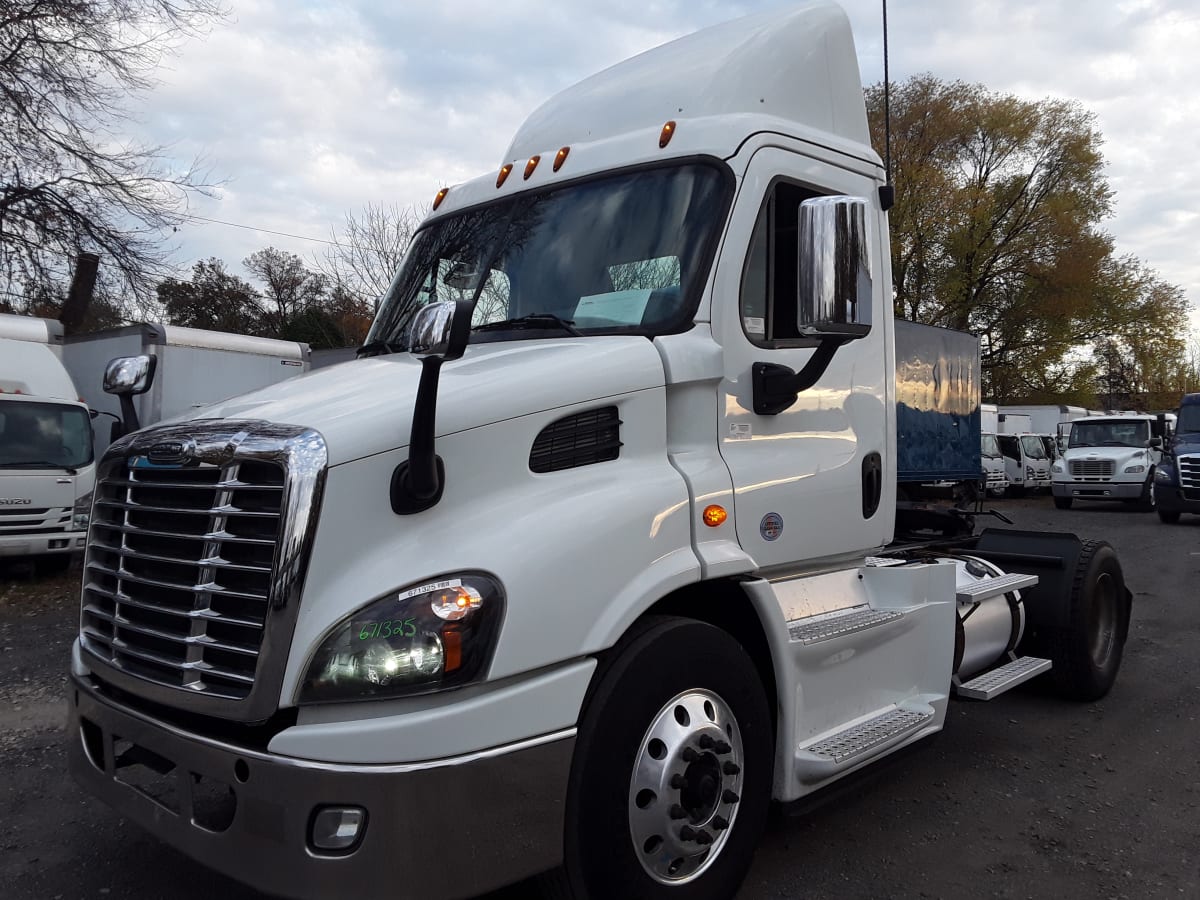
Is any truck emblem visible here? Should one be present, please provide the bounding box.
[760,512,783,541]
[148,440,188,464]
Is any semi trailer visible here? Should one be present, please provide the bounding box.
[68,5,1133,899]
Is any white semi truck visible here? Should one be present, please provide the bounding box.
[0,314,95,572]
[1052,412,1169,510]
[67,6,1133,899]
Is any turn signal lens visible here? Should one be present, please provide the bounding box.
[523,155,541,180]
[433,187,449,210]
[659,120,676,148]
[702,505,727,527]
[496,164,513,188]
[553,146,570,171]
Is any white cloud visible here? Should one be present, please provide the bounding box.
[129,0,1198,335]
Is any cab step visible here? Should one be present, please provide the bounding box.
[786,606,902,645]
[955,571,1038,604]
[955,656,1052,700]
[794,703,935,783]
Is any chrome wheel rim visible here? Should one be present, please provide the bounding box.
[628,689,744,885]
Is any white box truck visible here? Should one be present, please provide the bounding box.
[0,313,94,571]
[996,413,1051,495]
[1052,412,1169,510]
[980,403,1007,496]
[63,324,310,454]
[67,6,1133,899]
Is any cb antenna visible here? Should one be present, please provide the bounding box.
[879,0,895,211]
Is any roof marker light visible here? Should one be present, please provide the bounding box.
[553,146,570,172]
[523,155,541,180]
[433,187,449,210]
[659,120,676,149]
[496,164,513,188]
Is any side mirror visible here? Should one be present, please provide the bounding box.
[407,300,472,361]
[1149,436,1163,449]
[103,355,157,395]
[797,195,873,339]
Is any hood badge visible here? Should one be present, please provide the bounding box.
[132,438,197,469]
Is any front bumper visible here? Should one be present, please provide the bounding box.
[1051,480,1143,500]
[0,530,85,558]
[69,675,574,900]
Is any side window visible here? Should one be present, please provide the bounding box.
[999,435,1019,462]
[739,181,822,345]
[411,259,512,326]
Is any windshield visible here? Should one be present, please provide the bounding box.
[1178,404,1200,435]
[981,434,1002,458]
[1068,419,1148,449]
[0,400,93,469]
[1020,435,1047,459]
[367,163,730,346]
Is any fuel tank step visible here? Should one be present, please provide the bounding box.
[955,656,1052,700]
[955,571,1038,604]
[794,703,936,782]
[786,606,903,645]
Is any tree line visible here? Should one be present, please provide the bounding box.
[1,2,1197,401]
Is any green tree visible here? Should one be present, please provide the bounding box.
[158,258,264,335]
[865,75,1190,402]
[243,247,327,337]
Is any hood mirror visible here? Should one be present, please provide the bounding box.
[407,300,471,361]
[103,354,157,439]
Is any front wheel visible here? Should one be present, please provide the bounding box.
[559,619,773,899]
[1138,470,1157,511]
[1158,509,1181,524]
[1054,496,1073,510]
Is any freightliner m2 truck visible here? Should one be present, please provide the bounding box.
[1155,393,1200,523]
[1051,412,1168,510]
[68,5,1133,899]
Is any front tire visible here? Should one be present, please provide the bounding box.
[1138,470,1157,511]
[1158,509,1181,524]
[1048,541,1130,701]
[1054,496,1073,510]
[560,618,772,899]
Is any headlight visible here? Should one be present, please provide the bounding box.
[1025,466,1034,478]
[72,490,94,530]
[1124,464,1145,474]
[299,573,504,704]
[1051,461,1064,473]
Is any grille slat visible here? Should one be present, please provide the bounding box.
[80,456,284,700]
[1179,455,1200,489]
[1069,459,1115,479]
[529,406,622,473]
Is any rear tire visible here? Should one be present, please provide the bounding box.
[1053,496,1073,510]
[558,618,772,900]
[1158,509,1181,524]
[1048,541,1130,701]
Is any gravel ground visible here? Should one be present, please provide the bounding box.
[1,498,1198,899]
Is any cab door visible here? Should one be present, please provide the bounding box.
[710,146,893,570]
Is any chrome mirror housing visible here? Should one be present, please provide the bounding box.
[797,196,873,339]
[407,301,471,361]
[103,355,157,396]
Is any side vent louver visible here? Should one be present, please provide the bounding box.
[530,406,622,473]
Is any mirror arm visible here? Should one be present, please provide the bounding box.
[117,394,140,435]
[391,356,446,515]
[752,335,850,416]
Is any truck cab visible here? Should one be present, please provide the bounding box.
[997,432,1051,496]
[1052,413,1164,510]
[66,5,1132,899]
[1155,394,1200,523]
[981,432,1008,496]
[0,316,95,571]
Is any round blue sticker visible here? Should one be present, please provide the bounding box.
[760,512,784,541]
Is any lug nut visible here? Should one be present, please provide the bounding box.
[698,735,715,749]
[695,829,714,845]
[722,789,740,804]
[682,747,700,763]
[670,774,688,790]
[680,825,697,841]
[669,804,687,820]
[712,815,730,831]
[714,740,732,755]
[722,761,740,775]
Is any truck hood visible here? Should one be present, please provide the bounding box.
[167,337,667,467]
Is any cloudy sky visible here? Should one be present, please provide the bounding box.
[139,0,1200,334]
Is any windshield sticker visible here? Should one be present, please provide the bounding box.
[574,289,652,327]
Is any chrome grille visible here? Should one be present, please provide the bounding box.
[1069,459,1115,480]
[1179,454,1200,489]
[83,460,284,698]
[78,421,327,722]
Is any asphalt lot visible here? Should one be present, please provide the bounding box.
[1,495,1197,899]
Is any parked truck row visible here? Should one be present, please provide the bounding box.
[64,6,1136,899]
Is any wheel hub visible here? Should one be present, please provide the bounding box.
[628,689,744,885]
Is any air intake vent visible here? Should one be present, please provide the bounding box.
[530,406,622,473]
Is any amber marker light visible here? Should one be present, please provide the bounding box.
[433,187,449,210]
[524,155,541,180]
[659,120,676,149]
[496,164,513,188]
[553,146,570,172]
[702,505,728,527]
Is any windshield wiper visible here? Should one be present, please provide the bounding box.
[0,461,77,473]
[356,339,406,358]
[473,314,581,336]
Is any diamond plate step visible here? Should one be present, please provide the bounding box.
[804,707,933,764]
[955,571,1038,604]
[956,656,1052,700]
[787,607,903,645]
